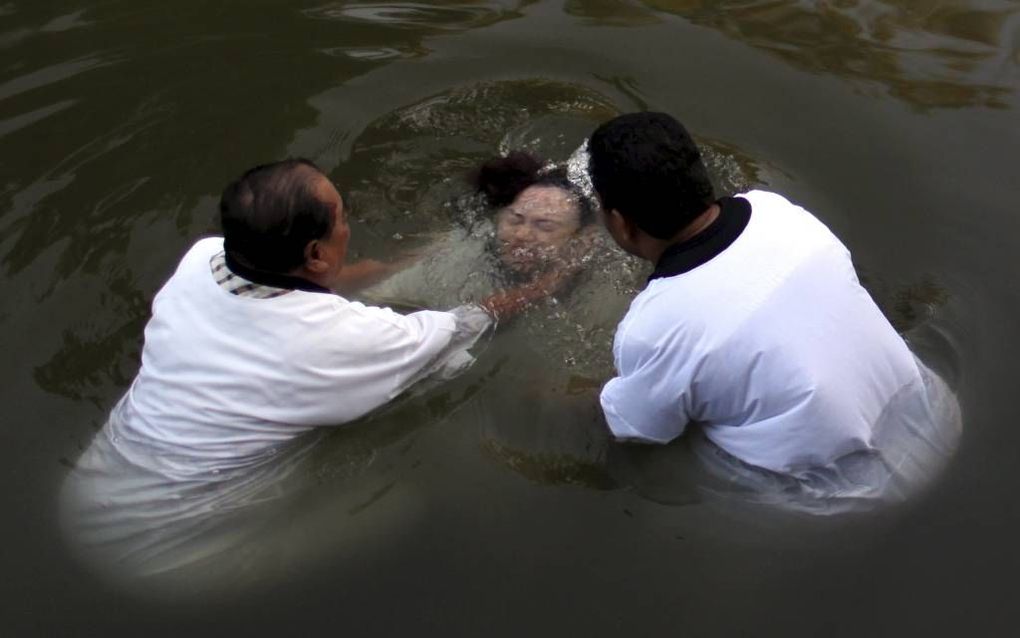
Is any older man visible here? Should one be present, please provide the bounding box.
[65,159,501,577]
[588,113,955,501]
[64,158,584,576]
[98,159,496,480]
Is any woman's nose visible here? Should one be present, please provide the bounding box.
[512,224,536,242]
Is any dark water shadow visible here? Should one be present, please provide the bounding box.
[568,0,1020,110]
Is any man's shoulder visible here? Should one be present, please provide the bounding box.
[736,189,790,206]
[182,236,224,260]
[738,190,833,233]
[616,283,700,351]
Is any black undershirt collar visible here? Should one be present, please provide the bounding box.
[224,250,335,295]
[647,196,752,283]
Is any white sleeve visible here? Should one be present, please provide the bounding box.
[599,326,692,444]
[391,304,493,396]
[301,302,489,425]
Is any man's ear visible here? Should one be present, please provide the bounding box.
[608,208,637,243]
[303,240,329,274]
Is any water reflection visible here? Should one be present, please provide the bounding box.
[337,79,621,259]
[60,424,323,582]
[568,0,1020,109]
[565,0,661,26]
[321,44,427,60]
[304,1,532,30]
[7,2,540,409]
[60,353,492,590]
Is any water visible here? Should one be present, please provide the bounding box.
[3,0,1019,634]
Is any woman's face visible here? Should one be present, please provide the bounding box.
[494,185,582,276]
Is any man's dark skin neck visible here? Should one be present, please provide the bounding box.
[605,203,720,264]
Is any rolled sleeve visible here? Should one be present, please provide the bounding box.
[599,329,691,444]
[391,304,493,396]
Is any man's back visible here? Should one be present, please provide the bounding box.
[110,237,464,479]
[600,190,926,474]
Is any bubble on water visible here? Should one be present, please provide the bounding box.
[566,139,596,206]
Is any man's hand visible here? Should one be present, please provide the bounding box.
[480,230,595,320]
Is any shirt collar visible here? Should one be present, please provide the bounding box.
[224,250,335,295]
[647,196,752,283]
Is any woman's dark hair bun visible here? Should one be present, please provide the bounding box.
[470,150,545,208]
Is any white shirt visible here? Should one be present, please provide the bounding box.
[106,237,489,480]
[600,190,928,475]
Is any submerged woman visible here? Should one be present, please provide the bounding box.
[361,151,602,314]
[362,151,641,488]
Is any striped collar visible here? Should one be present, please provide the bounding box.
[209,251,293,299]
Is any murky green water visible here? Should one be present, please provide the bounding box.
[3,1,1019,634]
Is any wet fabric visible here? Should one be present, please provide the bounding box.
[601,190,938,476]
[62,237,492,577]
[60,424,321,578]
[691,355,961,514]
[105,237,489,480]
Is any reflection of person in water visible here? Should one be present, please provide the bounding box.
[61,159,495,581]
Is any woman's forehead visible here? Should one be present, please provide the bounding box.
[509,185,578,219]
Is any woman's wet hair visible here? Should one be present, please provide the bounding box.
[470,151,595,225]
[588,112,715,240]
[219,158,335,273]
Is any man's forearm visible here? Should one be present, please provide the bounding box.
[333,259,396,295]
[479,270,568,320]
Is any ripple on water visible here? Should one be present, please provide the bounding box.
[40,9,92,33]
[0,99,76,139]
[637,0,1020,108]
[320,44,428,61]
[0,55,113,102]
[340,78,623,236]
[303,2,518,31]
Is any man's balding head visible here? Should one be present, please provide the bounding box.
[219,159,338,274]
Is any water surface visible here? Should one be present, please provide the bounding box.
[2,0,1019,635]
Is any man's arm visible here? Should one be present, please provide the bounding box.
[333,259,401,295]
[478,268,575,320]
[599,329,693,444]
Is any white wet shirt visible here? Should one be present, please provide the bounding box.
[106,237,489,480]
[600,190,929,475]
